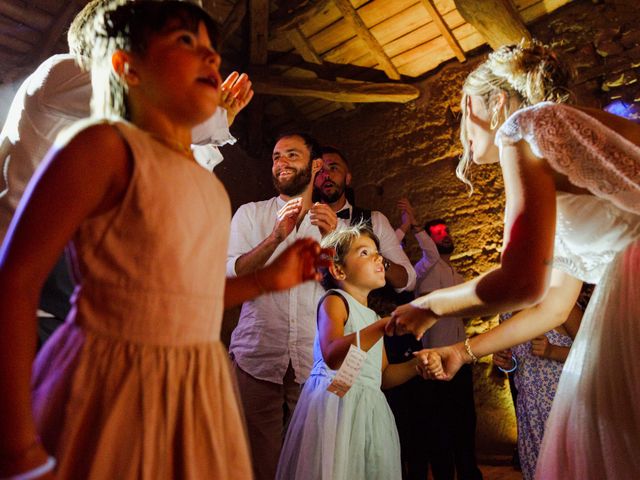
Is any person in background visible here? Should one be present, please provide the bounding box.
[315,146,416,293]
[227,132,338,480]
[393,198,482,480]
[493,285,589,480]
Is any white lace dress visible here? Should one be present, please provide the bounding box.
[495,102,640,480]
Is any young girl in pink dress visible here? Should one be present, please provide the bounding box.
[0,2,327,479]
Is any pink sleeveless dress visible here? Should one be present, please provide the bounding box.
[30,120,253,479]
[496,103,640,480]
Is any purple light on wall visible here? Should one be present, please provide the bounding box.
[604,100,640,123]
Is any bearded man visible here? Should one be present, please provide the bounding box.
[314,146,415,292]
[226,132,337,480]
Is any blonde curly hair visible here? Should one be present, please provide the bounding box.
[457,41,573,190]
[319,221,380,290]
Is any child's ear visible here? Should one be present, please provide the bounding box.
[112,50,139,86]
[329,262,346,281]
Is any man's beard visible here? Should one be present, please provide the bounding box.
[315,180,345,204]
[273,161,312,197]
[436,241,454,255]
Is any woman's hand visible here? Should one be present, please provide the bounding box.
[492,348,515,370]
[259,238,333,291]
[386,303,438,340]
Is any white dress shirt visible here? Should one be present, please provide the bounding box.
[227,196,326,384]
[0,54,234,241]
[0,54,90,240]
[399,228,466,348]
[336,200,416,292]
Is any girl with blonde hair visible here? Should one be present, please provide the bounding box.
[277,223,442,480]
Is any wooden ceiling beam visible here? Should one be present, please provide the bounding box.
[249,0,269,64]
[332,0,401,81]
[419,0,466,62]
[271,0,333,35]
[285,26,323,65]
[453,0,531,50]
[285,26,355,111]
[37,0,85,64]
[0,3,50,31]
[219,0,247,42]
[252,75,419,103]
[0,34,32,54]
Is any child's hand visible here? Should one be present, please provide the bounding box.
[219,72,254,126]
[386,303,437,340]
[414,349,447,380]
[262,238,333,291]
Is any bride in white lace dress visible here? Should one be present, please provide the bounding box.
[388,43,640,479]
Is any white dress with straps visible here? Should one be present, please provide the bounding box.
[496,102,640,479]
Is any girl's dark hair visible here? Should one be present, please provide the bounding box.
[91,0,220,119]
[319,222,380,290]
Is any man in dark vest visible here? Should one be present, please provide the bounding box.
[314,146,415,293]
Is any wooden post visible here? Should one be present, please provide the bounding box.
[454,0,531,50]
[248,0,269,153]
[219,0,247,42]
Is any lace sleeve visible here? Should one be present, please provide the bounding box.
[495,102,640,215]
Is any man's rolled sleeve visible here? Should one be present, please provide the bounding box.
[372,211,416,292]
[227,203,255,277]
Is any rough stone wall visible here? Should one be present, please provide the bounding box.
[221,0,640,458]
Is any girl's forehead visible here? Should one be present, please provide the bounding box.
[160,16,201,34]
[349,235,376,250]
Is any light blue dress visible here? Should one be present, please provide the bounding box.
[276,289,401,480]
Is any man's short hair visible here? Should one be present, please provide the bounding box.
[275,131,322,162]
[424,218,448,236]
[319,145,349,168]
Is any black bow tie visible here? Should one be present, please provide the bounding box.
[336,209,350,219]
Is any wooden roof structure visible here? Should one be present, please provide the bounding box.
[1,0,572,131]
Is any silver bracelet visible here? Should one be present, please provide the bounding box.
[464,337,478,364]
[0,456,56,480]
[497,355,518,373]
